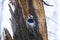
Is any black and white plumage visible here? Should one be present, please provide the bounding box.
[26,14,36,35]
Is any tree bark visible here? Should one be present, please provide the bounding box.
[9,0,48,40]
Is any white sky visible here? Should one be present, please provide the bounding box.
[1,0,60,40]
[44,0,60,40]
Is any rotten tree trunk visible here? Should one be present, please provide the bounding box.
[8,0,48,40]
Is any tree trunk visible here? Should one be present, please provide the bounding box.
[9,0,48,40]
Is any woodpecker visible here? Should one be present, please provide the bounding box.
[26,14,36,35]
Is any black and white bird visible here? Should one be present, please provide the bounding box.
[26,14,36,35]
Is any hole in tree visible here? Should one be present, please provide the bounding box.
[28,19,34,23]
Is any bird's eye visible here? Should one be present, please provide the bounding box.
[28,19,34,23]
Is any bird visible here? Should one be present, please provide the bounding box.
[26,14,36,35]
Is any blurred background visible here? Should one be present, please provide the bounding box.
[0,0,4,39]
[0,0,60,40]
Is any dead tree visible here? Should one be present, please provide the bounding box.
[8,0,48,40]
